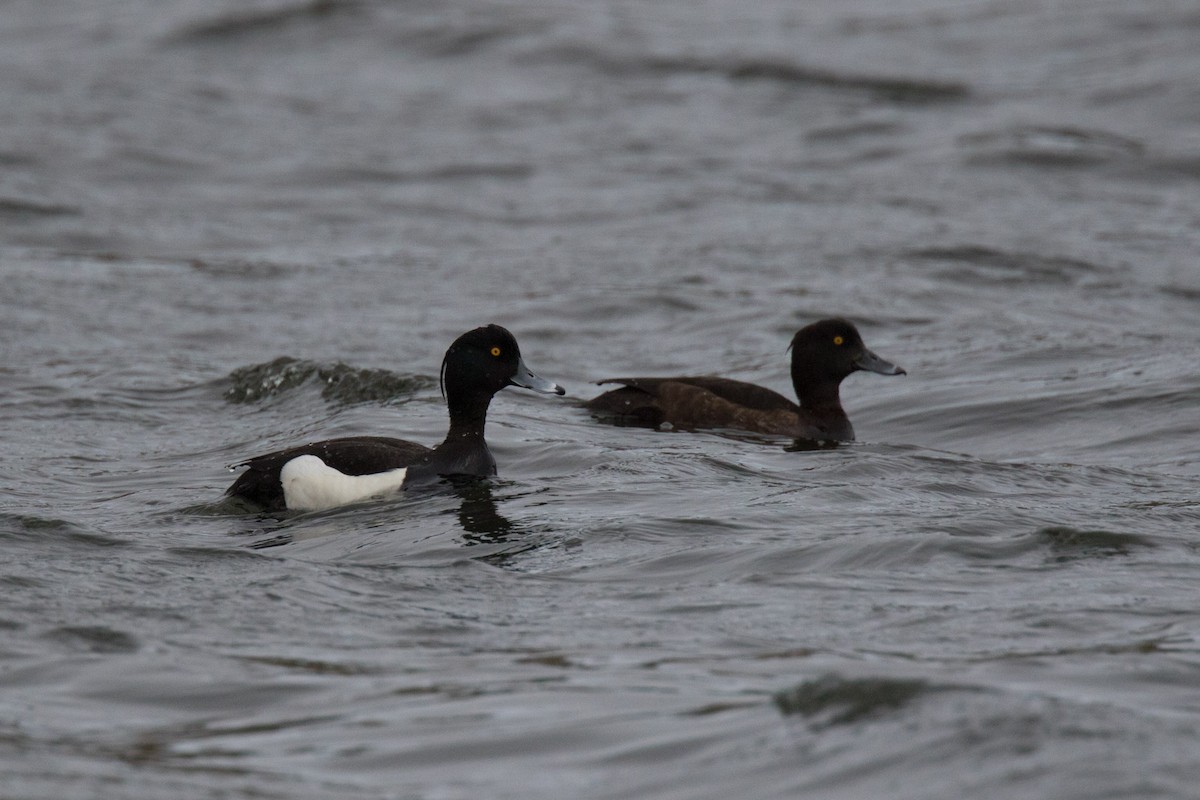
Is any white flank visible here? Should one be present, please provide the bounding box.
[280,454,408,512]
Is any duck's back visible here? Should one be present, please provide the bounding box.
[227,436,432,510]
[587,376,799,429]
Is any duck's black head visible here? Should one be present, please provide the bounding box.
[789,318,905,406]
[440,325,565,419]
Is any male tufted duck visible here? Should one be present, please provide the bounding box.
[226,324,565,512]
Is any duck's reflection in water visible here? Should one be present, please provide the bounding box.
[784,438,842,453]
[445,478,557,568]
[241,477,533,556]
[445,476,516,544]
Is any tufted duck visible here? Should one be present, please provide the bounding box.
[585,318,903,442]
[226,324,565,512]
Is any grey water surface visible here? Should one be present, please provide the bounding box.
[3,1,1200,798]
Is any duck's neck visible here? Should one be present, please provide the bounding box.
[792,374,855,441]
[439,418,488,453]
[409,391,497,483]
[792,373,846,414]
[444,391,492,440]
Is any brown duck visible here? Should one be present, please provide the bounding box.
[586,318,904,442]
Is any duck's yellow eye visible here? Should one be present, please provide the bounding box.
[833,335,844,346]
[490,346,502,357]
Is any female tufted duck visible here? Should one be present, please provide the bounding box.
[226,324,565,512]
[585,318,903,442]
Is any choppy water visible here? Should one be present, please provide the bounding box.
[3,1,1200,798]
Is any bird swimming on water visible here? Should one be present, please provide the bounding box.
[226,324,565,512]
[585,318,904,442]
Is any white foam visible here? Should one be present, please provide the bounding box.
[280,454,408,512]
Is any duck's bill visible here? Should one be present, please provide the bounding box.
[854,348,906,376]
[511,358,567,395]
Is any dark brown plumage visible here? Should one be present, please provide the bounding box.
[586,318,904,442]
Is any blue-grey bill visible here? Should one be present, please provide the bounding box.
[512,358,567,395]
[855,348,906,376]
